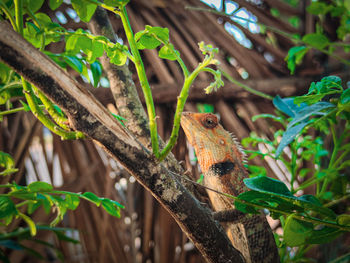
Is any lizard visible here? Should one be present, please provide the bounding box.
[180,112,279,263]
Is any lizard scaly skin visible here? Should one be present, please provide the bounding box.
[181,112,279,263]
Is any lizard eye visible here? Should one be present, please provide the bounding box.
[201,114,218,129]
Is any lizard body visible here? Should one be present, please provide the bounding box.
[181,112,279,263]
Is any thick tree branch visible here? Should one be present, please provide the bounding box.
[0,21,244,263]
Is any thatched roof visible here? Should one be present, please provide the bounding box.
[1,0,349,262]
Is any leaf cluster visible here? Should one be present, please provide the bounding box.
[242,76,350,258]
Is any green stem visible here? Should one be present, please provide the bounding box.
[324,194,350,208]
[0,105,45,116]
[0,1,18,31]
[14,0,23,35]
[320,124,338,195]
[158,57,214,161]
[220,69,274,100]
[290,140,298,193]
[16,200,31,208]
[119,7,159,157]
[1,81,23,91]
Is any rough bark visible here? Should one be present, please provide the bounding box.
[0,21,245,263]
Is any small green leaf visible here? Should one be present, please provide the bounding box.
[49,0,63,10]
[71,0,97,23]
[302,33,329,49]
[287,102,335,128]
[19,100,31,112]
[64,194,80,210]
[90,61,102,87]
[244,176,293,197]
[284,214,313,246]
[64,56,83,73]
[273,95,307,117]
[340,88,350,105]
[35,13,53,27]
[285,46,309,74]
[28,181,53,192]
[101,198,121,217]
[104,0,129,7]
[106,45,128,66]
[81,192,101,206]
[0,197,17,219]
[158,44,179,61]
[337,214,350,226]
[25,0,45,13]
[306,2,331,15]
[0,152,18,176]
[275,122,308,157]
[54,230,80,244]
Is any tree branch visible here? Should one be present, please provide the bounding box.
[0,21,245,263]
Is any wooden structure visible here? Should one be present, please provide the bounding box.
[1,0,349,262]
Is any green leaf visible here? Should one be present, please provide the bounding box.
[284,214,313,246]
[337,214,350,226]
[273,95,307,117]
[49,0,63,10]
[27,200,42,215]
[340,88,350,105]
[81,192,101,206]
[287,102,335,128]
[136,34,161,50]
[54,230,79,244]
[244,176,293,197]
[0,63,10,84]
[345,0,350,11]
[106,45,128,66]
[306,2,332,15]
[64,56,83,73]
[302,33,329,49]
[101,198,121,217]
[0,197,17,219]
[0,151,18,176]
[64,194,80,210]
[135,26,169,50]
[285,46,309,74]
[71,0,97,23]
[284,214,342,246]
[23,22,41,48]
[90,61,102,87]
[294,94,325,105]
[104,0,129,7]
[25,0,45,13]
[86,39,104,63]
[35,13,53,27]
[19,100,31,112]
[28,181,53,192]
[275,122,308,157]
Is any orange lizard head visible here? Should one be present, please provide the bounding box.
[181,112,245,174]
